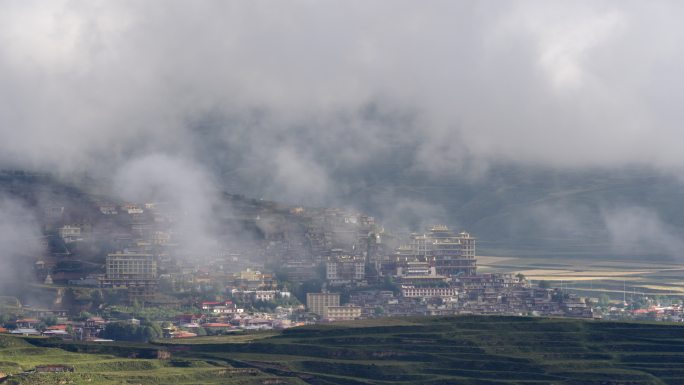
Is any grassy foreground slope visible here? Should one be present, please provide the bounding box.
[4,316,684,385]
[162,316,684,385]
[0,334,301,385]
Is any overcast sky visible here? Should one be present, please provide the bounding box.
[1,0,684,203]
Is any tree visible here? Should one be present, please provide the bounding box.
[141,326,160,341]
[76,311,93,321]
[90,290,105,308]
[101,322,135,341]
[382,275,399,294]
[144,322,162,340]
[598,294,611,307]
[101,322,160,342]
[42,316,57,326]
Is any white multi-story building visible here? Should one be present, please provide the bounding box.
[395,226,476,277]
[102,252,158,300]
[401,285,458,299]
[58,225,82,243]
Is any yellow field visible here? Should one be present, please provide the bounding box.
[158,331,278,344]
[478,255,684,297]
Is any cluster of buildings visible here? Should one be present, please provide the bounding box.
[2,316,117,341]
[306,292,361,321]
[14,192,684,343]
[299,226,596,321]
[597,303,684,322]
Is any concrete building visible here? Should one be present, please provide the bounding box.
[401,286,458,299]
[395,226,476,277]
[324,305,362,321]
[58,225,82,243]
[326,255,365,286]
[102,252,158,300]
[307,292,340,316]
[396,261,433,277]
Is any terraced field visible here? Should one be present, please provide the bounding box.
[160,316,684,385]
[0,334,297,384]
[3,316,684,384]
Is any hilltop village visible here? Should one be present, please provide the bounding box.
[0,178,681,341]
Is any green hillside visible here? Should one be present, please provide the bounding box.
[0,334,293,385]
[4,316,684,384]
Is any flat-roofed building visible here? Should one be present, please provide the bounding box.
[394,226,476,277]
[324,305,362,321]
[102,252,158,301]
[401,285,458,299]
[326,255,365,286]
[306,292,340,316]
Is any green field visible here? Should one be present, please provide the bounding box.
[2,316,684,384]
[0,334,299,384]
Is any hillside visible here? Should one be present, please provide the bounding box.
[339,165,684,260]
[5,316,684,385]
[5,167,684,261]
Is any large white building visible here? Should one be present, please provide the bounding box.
[396,226,476,277]
[401,285,458,299]
[102,252,158,300]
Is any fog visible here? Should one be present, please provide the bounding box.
[113,154,225,258]
[1,1,684,257]
[0,196,44,295]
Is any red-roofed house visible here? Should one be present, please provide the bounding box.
[176,314,203,324]
[203,323,232,328]
[85,317,106,328]
[170,331,197,338]
[15,319,39,329]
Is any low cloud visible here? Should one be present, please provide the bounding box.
[0,196,44,294]
[602,206,684,258]
[2,2,684,179]
[2,1,684,252]
[113,154,224,258]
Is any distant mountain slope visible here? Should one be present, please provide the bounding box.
[327,165,684,260]
[3,166,683,261]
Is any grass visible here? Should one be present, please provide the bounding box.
[158,331,279,344]
[2,316,683,384]
[162,316,684,384]
[0,335,293,385]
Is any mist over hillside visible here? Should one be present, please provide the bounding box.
[2,1,684,262]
